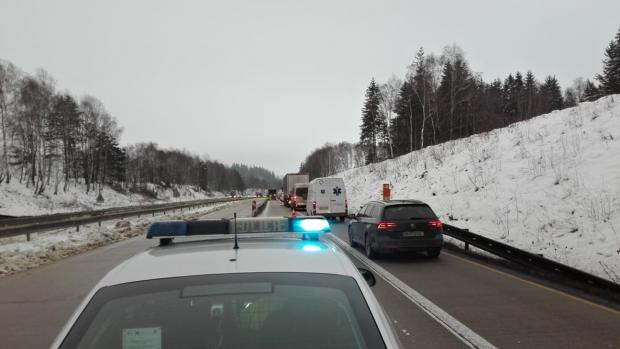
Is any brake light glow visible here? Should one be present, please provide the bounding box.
[312,200,316,210]
[377,221,397,230]
[428,220,443,229]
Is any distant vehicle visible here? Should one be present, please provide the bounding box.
[267,188,277,200]
[51,217,401,348]
[282,173,309,206]
[306,177,348,220]
[290,183,308,211]
[348,200,443,259]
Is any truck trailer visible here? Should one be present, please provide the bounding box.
[282,173,310,207]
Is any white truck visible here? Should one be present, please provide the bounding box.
[306,177,348,220]
[282,173,310,207]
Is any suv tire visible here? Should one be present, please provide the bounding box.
[365,234,377,259]
[427,248,441,259]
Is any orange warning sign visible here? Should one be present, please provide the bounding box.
[382,183,390,200]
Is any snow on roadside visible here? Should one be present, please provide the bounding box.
[0,201,234,277]
[0,181,228,217]
[340,95,620,283]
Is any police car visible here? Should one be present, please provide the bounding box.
[51,216,401,348]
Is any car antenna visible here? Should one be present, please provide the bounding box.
[233,212,239,250]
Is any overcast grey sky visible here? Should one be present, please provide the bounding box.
[1,0,618,175]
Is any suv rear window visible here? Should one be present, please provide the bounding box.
[60,273,386,349]
[383,204,436,220]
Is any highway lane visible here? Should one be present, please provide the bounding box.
[1,199,619,348]
[0,200,255,349]
[326,219,620,348]
[266,202,470,348]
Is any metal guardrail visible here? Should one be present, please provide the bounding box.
[443,224,620,303]
[0,197,248,240]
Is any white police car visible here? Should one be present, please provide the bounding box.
[51,216,401,348]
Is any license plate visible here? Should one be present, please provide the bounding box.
[403,231,424,237]
[319,206,328,210]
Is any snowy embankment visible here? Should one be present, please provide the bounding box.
[0,202,233,277]
[0,181,227,217]
[341,95,620,282]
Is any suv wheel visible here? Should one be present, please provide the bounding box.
[427,248,441,259]
[365,234,377,259]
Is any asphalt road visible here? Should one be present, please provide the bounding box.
[0,200,255,349]
[326,220,620,348]
[1,200,619,348]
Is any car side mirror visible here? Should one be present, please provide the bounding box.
[347,213,356,220]
[358,268,376,287]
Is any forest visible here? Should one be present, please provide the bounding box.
[0,61,278,196]
[301,28,620,178]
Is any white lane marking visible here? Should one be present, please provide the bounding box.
[327,233,497,349]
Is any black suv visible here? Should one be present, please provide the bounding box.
[348,200,444,259]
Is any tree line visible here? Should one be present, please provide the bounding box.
[299,142,366,179]
[231,163,281,189]
[0,60,272,196]
[301,27,620,174]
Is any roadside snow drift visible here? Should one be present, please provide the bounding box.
[341,95,620,282]
[0,202,232,277]
[0,182,227,217]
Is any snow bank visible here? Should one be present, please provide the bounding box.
[0,181,227,217]
[0,202,232,277]
[340,95,620,282]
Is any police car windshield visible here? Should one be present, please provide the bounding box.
[60,273,386,349]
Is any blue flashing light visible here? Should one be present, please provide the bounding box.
[147,221,188,238]
[292,217,331,233]
[302,244,323,252]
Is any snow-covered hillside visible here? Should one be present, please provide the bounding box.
[341,95,620,282]
[0,181,227,217]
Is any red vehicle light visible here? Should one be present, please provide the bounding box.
[377,221,397,230]
[428,220,443,229]
[312,200,316,209]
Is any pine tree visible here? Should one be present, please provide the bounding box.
[596,27,620,95]
[524,71,537,119]
[582,79,600,102]
[438,59,473,141]
[539,75,564,113]
[514,72,525,119]
[392,79,416,155]
[502,74,516,119]
[360,78,382,164]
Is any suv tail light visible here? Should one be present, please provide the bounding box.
[312,200,316,209]
[428,220,443,229]
[377,221,397,230]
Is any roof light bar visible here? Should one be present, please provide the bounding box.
[147,216,331,240]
